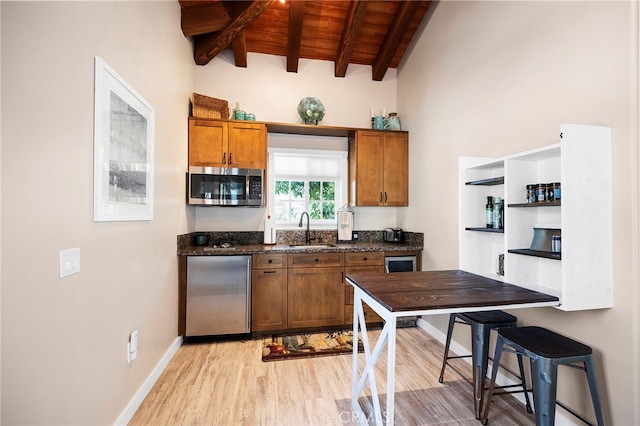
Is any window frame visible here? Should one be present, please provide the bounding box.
[267,147,348,229]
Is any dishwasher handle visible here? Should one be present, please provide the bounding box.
[246,257,252,331]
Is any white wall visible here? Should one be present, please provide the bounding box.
[1,2,193,424]
[193,53,402,233]
[398,1,639,424]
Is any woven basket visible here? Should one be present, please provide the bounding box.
[191,93,229,119]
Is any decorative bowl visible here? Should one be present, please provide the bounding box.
[297,97,325,125]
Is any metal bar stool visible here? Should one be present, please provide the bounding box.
[438,310,532,419]
[481,326,605,426]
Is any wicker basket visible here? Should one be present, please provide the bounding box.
[191,93,229,119]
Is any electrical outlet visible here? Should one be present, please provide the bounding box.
[352,231,359,241]
[59,248,81,278]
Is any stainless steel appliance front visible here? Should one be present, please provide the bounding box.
[385,255,418,327]
[188,166,264,206]
[186,255,251,337]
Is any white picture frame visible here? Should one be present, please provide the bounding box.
[93,56,155,221]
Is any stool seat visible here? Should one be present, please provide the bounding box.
[499,326,592,358]
[458,310,518,325]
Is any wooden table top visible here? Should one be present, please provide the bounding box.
[346,269,560,313]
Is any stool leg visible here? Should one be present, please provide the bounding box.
[584,356,605,425]
[531,356,558,426]
[438,314,457,383]
[516,352,533,413]
[480,335,505,425]
[471,322,491,419]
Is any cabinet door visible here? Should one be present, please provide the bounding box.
[252,269,287,332]
[188,119,227,167]
[383,132,409,206]
[227,122,266,169]
[287,267,345,328]
[350,131,384,206]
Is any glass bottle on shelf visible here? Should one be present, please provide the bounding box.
[486,196,494,228]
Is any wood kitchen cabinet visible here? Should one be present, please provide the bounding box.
[188,118,266,169]
[287,253,345,329]
[348,130,409,206]
[252,254,288,332]
[344,252,384,324]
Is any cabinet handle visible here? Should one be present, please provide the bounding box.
[314,258,319,263]
[222,152,227,164]
[229,153,233,165]
[379,192,383,202]
[263,270,277,274]
[268,259,273,264]
[363,256,368,261]
[384,192,388,203]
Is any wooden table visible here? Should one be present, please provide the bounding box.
[346,269,560,426]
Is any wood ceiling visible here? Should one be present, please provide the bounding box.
[179,0,432,81]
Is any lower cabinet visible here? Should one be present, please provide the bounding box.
[287,253,345,329]
[251,254,287,332]
[344,252,384,324]
[250,250,405,334]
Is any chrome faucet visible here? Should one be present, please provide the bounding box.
[298,211,315,244]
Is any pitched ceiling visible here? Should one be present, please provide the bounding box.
[180,0,432,81]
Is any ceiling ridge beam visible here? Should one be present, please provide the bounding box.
[286,0,306,73]
[334,0,369,78]
[372,1,421,81]
[194,0,276,66]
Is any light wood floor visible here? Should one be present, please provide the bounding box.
[130,327,535,425]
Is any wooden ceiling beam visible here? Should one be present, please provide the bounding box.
[286,0,305,73]
[231,1,248,68]
[181,2,231,37]
[334,0,369,78]
[194,0,276,66]
[372,1,421,81]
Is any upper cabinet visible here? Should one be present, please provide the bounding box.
[348,130,409,206]
[188,118,267,169]
[459,124,612,311]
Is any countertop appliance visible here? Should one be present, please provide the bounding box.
[383,227,404,243]
[188,166,264,206]
[385,255,417,327]
[186,255,251,337]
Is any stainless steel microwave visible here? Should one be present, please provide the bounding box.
[188,166,264,206]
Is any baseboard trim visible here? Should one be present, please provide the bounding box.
[115,335,183,425]
[415,317,578,425]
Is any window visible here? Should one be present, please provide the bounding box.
[268,148,347,228]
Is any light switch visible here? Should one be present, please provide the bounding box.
[59,248,81,278]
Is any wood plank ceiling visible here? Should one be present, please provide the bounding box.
[180,0,432,81]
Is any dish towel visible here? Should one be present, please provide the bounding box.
[337,211,353,241]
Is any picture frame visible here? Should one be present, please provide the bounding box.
[93,56,155,221]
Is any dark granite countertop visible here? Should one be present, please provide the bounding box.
[177,230,423,256]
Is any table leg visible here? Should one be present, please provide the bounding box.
[351,290,389,426]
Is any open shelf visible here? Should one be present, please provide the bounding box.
[508,248,561,260]
[508,201,561,208]
[465,227,504,233]
[465,176,504,186]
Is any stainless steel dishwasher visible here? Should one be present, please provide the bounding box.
[186,255,252,337]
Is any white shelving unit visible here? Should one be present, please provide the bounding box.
[459,124,612,311]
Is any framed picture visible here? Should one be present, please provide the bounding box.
[93,56,155,221]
